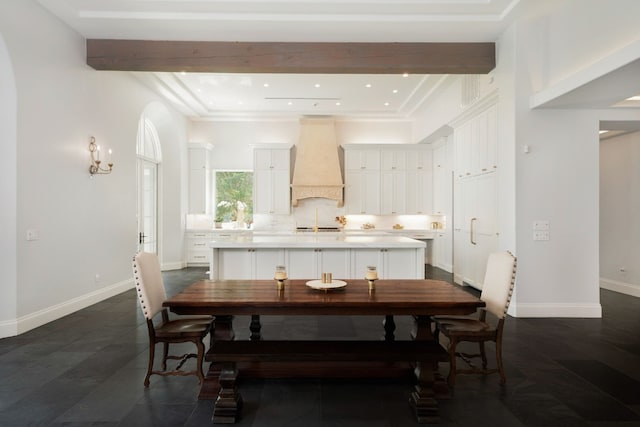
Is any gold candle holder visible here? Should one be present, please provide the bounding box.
[365,266,378,291]
[274,265,287,291]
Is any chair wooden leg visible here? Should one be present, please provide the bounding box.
[496,338,506,385]
[479,341,488,369]
[144,343,155,387]
[447,338,458,387]
[196,340,205,384]
[161,342,169,371]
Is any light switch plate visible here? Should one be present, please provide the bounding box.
[26,229,39,241]
[533,220,549,230]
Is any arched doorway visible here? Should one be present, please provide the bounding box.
[136,115,162,254]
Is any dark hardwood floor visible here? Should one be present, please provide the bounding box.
[1,266,639,426]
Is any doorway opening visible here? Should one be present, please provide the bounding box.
[136,116,162,254]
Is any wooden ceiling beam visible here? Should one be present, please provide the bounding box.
[86,40,495,74]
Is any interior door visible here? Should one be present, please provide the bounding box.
[138,159,158,253]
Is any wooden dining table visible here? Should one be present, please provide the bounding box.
[163,278,484,424]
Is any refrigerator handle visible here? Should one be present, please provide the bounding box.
[470,217,477,245]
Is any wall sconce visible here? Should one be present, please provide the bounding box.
[88,136,113,175]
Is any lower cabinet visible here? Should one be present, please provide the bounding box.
[217,248,286,280]
[186,231,213,265]
[211,247,425,280]
[286,248,350,280]
[433,231,453,273]
[351,248,421,279]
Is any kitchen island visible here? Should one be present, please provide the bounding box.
[208,234,426,280]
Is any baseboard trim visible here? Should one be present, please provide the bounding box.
[600,278,640,298]
[0,318,17,338]
[162,261,187,271]
[510,302,602,318]
[0,279,134,338]
[435,263,453,273]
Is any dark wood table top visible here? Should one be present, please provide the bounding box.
[164,279,484,316]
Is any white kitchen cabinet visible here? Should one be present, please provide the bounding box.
[433,231,453,272]
[344,145,432,215]
[454,103,497,179]
[452,100,498,289]
[286,248,350,280]
[345,148,380,171]
[406,149,433,215]
[351,248,422,279]
[432,142,450,216]
[432,139,453,272]
[344,147,381,215]
[188,144,213,214]
[186,231,213,265]
[380,149,407,214]
[453,172,498,290]
[253,146,291,215]
[380,170,407,214]
[209,237,426,280]
[216,248,285,280]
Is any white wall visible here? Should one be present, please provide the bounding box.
[0,33,17,334]
[526,0,640,91]
[600,131,640,296]
[190,118,414,172]
[189,119,299,170]
[505,0,640,316]
[0,1,188,336]
[410,0,640,317]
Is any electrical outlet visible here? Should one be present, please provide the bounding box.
[26,229,39,241]
[533,230,550,241]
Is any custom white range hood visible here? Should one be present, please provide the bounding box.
[291,117,344,207]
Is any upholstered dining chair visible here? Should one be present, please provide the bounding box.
[132,252,211,387]
[433,251,517,387]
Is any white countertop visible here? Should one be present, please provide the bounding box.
[190,228,436,237]
[208,234,426,249]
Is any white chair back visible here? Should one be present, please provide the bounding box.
[480,251,517,319]
[132,252,167,320]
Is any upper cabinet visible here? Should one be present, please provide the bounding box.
[188,143,213,214]
[405,149,433,215]
[344,144,433,215]
[253,145,292,215]
[455,103,497,179]
[344,147,381,215]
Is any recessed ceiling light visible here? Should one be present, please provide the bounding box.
[237,101,243,105]
[263,83,269,87]
[626,95,640,101]
[365,84,372,88]
[314,83,321,88]
[402,73,409,77]
[336,102,341,106]
[392,89,398,94]
[384,102,390,106]
[288,102,293,105]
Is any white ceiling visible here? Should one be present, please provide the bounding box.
[36,0,523,119]
[36,0,640,122]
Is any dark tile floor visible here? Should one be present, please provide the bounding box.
[1,267,640,426]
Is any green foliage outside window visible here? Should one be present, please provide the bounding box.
[215,171,253,224]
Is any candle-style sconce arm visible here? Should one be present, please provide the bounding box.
[89,136,114,175]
